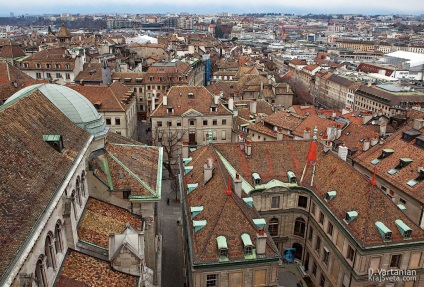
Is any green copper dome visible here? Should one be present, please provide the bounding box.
[5,84,109,138]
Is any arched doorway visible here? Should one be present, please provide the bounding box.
[292,243,303,260]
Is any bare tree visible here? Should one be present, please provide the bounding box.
[152,126,187,178]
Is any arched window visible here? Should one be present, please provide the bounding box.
[268,218,279,237]
[294,217,306,237]
[71,190,77,219]
[54,221,63,253]
[45,233,56,269]
[35,256,47,287]
[76,176,81,206]
[81,171,86,197]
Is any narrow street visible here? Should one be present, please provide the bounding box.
[159,170,185,287]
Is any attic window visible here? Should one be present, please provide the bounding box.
[377,149,394,160]
[395,219,412,239]
[210,106,217,112]
[325,190,337,202]
[241,233,254,256]
[252,173,261,185]
[135,78,142,83]
[188,93,194,99]
[375,221,392,241]
[388,158,413,175]
[124,78,131,83]
[344,211,358,224]
[167,108,174,114]
[43,135,64,153]
[216,236,228,259]
[287,171,297,184]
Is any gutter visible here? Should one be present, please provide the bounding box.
[1,135,94,287]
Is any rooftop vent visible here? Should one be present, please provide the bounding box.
[325,190,337,202]
[344,211,358,224]
[193,220,207,233]
[388,158,413,175]
[190,206,203,218]
[395,219,412,239]
[375,221,392,241]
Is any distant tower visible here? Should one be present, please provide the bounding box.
[281,22,285,39]
[101,57,111,86]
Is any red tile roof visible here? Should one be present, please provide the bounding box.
[56,250,138,287]
[0,90,91,279]
[150,86,232,117]
[262,110,304,131]
[77,198,142,248]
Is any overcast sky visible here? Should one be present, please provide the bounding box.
[2,0,424,16]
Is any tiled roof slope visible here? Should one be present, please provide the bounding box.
[74,63,104,83]
[92,143,160,198]
[262,110,304,131]
[0,91,91,280]
[214,141,424,247]
[292,114,338,137]
[150,86,232,117]
[55,250,138,287]
[68,82,134,112]
[184,145,280,264]
[355,122,424,202]
[77,197,142,248]
[0,62,33,85]
[0,41,25,59]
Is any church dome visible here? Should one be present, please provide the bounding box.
[5,84,109,137]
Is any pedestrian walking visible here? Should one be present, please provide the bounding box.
[166,198,170,205]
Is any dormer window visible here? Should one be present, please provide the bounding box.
[252,173,261,185]
[188,93,194,99]
[46,64,51,69]
[241,233,254,257]
[36,63,41,69]
[210,106,217,112]
[216,236,228,260]
[65,64,70,70]
[23,63,29,68]
[55,64,61,69]
[407,168,424,187]
[345,211,358,223]
[375,221,392,241]
[395,219,412,239]
[325,190,336,202]
[167,108,174,114]
[43,134,64,153]
[245,246,253,255]
[375,149,395,162]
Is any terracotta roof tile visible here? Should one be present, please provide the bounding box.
[56,250,138,287]
[0,91,91,279]
[262,110,304,131]
[77,198,142,248]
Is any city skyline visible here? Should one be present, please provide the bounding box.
[2,0,424,16]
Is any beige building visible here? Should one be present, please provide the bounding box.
[150,86,233,149]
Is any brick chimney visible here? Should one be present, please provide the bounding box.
[277,128,283,141]
[245,140,252,157]
[380,122,387,137]
[214,94,220,105]
[303,127,311,139]
[204,158,213,184]
[338,144,348,161]
[182,142,189,159]
[363,138,370,151]
[228,98,234,111]
[250,99,257,114]
[323,140,332,153]
[234,173,243,197]
[256,228,267,255]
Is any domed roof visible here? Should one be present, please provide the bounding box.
[5,84,109,137]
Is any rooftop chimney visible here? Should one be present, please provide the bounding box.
[370,138,378,146]
[380,122,387,137]
[323,140,332,153]
[245,140,252,157]
[214,95,220,105]
[336,124,342,139]
[413,119,424,130]
[256,228,267,255]
[151,96,156,111]
[277,128,283,141]
[204,158,213,184]
[228,98,234,111]
[182,142,189,159]
[303,127,311,140]
[163,95,168,106]
[250,99,257,115]
[363,138,370,152]
[234,173,243,197]
[338,144,348,161]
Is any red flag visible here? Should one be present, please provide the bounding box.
[370,167,377,186]
[306,141,317,166]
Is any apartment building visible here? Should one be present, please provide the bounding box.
[150,86,233,149]
[198,137,424,287]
